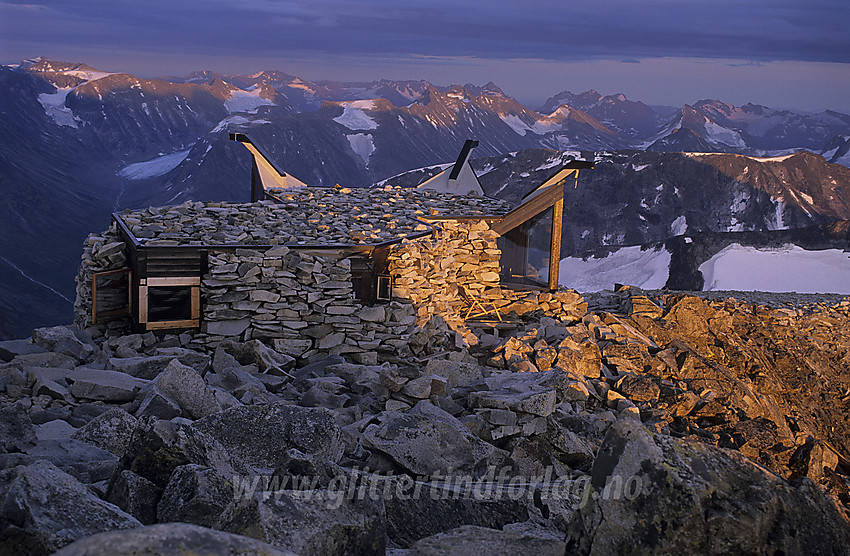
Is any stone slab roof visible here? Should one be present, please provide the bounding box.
[117,186,513,247]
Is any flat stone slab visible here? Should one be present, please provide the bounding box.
[67,368,147,402]
[0,339,47,362]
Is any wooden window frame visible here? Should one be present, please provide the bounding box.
[138,276,200,330]
[92,268,132,324]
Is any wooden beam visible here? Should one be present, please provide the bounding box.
[145,276,201,287]
[491,180,565,235]
[138,286,148,324]
[146,319,199,331]
[190,286,200,319]
[549,197,564,291]
[521,168,577,203]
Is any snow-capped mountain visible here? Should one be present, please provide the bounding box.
[647,100,850,155]
[385,149,850,257]
[2,56,850,338]
[821,135,850,167]
[540,90,665,139]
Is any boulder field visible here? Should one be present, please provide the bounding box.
[1,288,850,554]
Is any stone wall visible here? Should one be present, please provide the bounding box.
[74,218,588,361]
[388,219,588,347]
[191,245,418,363]
[74,223,129,331]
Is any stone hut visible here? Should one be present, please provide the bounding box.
[74,137,592,362]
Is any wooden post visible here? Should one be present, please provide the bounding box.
[549,196,564,291]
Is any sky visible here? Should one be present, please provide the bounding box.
[2,0,849,112]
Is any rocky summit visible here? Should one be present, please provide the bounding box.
[1,288,850,554]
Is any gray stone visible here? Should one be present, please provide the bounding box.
[479,408,518,426]
[157,464,233,527]
[408,525,566,556]
[52,523,295,556]
[120,419,244,488]
[212,345,241,372]
[34,418,76,441]
[542,425,596,471]
[71,407,138,457]
[0,460,140,554]
[68,368,147,402]
[402,376,433,399]
[221,339,295,373]
[32,326,95,362]
[218,488,385,556]
[135,386,182,420]
[16,350,77,369]
[193,403,343,472]
[301,385,350,409]
[24,434,119,484]
[205,319,251,337]
[153,347,212,374]
[152,359,222,419]
[106,469,162,525]
[566,419,850,554]
[385,482,530,548]
[108,355,175,379]
[0,401,37,452]
[0,339,47,362]
[317,332,346,350]
[423,359,483,389]
[33,377,69,399]
[359,306,386,322]
[362,401,507,476]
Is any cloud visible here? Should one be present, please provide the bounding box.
[3,0,848,65]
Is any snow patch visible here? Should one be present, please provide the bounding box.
[333,100,378,130]
[225,88,274,114]
[560,246,671,292]
[700,244,850,294]
[500,114,554,136]
[703,119,747,148]
[118,149,191,180]
[750,153,797,162]
[37,88,80,128]
[347,133,375,165]
[670,215,687,236]
[211,115,271,133]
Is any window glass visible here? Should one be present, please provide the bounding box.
[498,206,553,288]
[148,286,192,321]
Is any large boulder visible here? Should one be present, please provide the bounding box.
[218,489,385,556]
[423,359,483,389]
[0,401,36,453]
[193,403,343,472]
[362,401,508,476]
[468,369,576,418]
[219,340,295,374]
[32,326,95,362]
[119,419,245,488]
[408,525,567,556]
[566,419,850,555]
[106,469,162,525]
[67,368,147,403]
[71,407,137,457]
[0,339,47,362]
[0,460,140,554]
[52,522,295,555]
[150,359,221,419]
[157,464,233,527]
[384,487,530,548]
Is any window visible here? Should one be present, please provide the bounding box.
[498,206,554,289]
[92,268,131,323]
[138,277,200,330]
